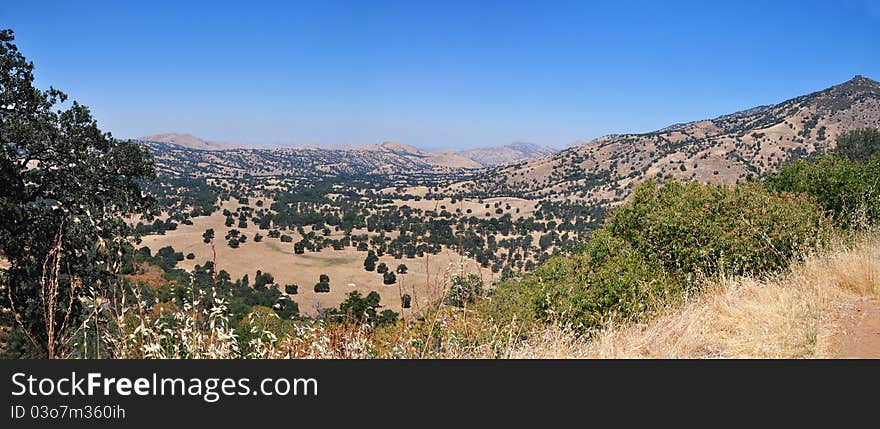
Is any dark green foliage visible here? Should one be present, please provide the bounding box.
[363,250,378,271]
[253,270,275,288]
[319,273,330,283]
[284,284,298,295]
[487,180,830,332]
[134,218,177,235]
[0,29,156,356]
[273,297,299,320]
[150,246,184,272]
[834,128,880,162]
[184,264,294,324]
[401,294,412,308]
[141,176,218,220]
[202,228,214,243]
[325,291,398,326]
[376,262,388,274]
[314,281,330,293]
[383,271,396,285]
[444,274,484,307]
[605,180,830,278]
[396,264,408,274]
[767,155,880,228]
[488,229,675,330]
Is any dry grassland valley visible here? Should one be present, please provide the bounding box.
[129,76,880,321]
[3,23,880,359]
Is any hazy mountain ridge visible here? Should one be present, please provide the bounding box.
[441,142,557,167]
[137,136,555,177]
[137,133,252,150]
[138,139,484,179]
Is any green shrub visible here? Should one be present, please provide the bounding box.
[274,297,299,320]
[383,271,397,285]
[834,128,880,162]
[484,180,830,333]
[607,180,831,278]
[314,281,330,293]
[767,155,880,229]
[325,291,398,326]
[445,274,484,307]
[486,229,676,331]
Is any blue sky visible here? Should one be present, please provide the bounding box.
[3,0,879,149]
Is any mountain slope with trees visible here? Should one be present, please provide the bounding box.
[462,76,880,208]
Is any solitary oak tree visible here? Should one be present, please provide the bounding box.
[0,29,156,358]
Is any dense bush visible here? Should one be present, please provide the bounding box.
[274,297,299,320]
[485,180,830,332]
[445,274,484,307]
[325,291,398,326]
[486,229,675,331]
[606,180,831,278]
[834,128,880,162]
[151,246,185,272]
[767,155,880,228]
[383,271,397,285]
[314,281,330,293]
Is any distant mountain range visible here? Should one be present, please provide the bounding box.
[135,133,558,171]
[136,133,251,151]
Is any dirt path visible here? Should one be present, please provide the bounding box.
[830,298,880,358]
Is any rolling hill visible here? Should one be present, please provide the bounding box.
[137,133,252,150]
[441,142,557,167]
[136,138,549,178]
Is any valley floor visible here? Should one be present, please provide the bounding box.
[490,233,880,359]
[138,198,487,317]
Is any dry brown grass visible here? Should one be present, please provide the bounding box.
[490,232,880,359]
[137,199,488,317]
[111,231,879,359]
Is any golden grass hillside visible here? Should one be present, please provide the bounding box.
[102,232,880,359]
[494,233,880,359]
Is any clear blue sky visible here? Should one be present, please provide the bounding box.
[3,0,879,149]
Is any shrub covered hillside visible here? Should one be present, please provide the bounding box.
[485,181,832,332]
[766,128,880,229]
[767,155,880,228]
[484,128,880,335]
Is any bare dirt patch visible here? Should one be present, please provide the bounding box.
[829,298,880,358]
